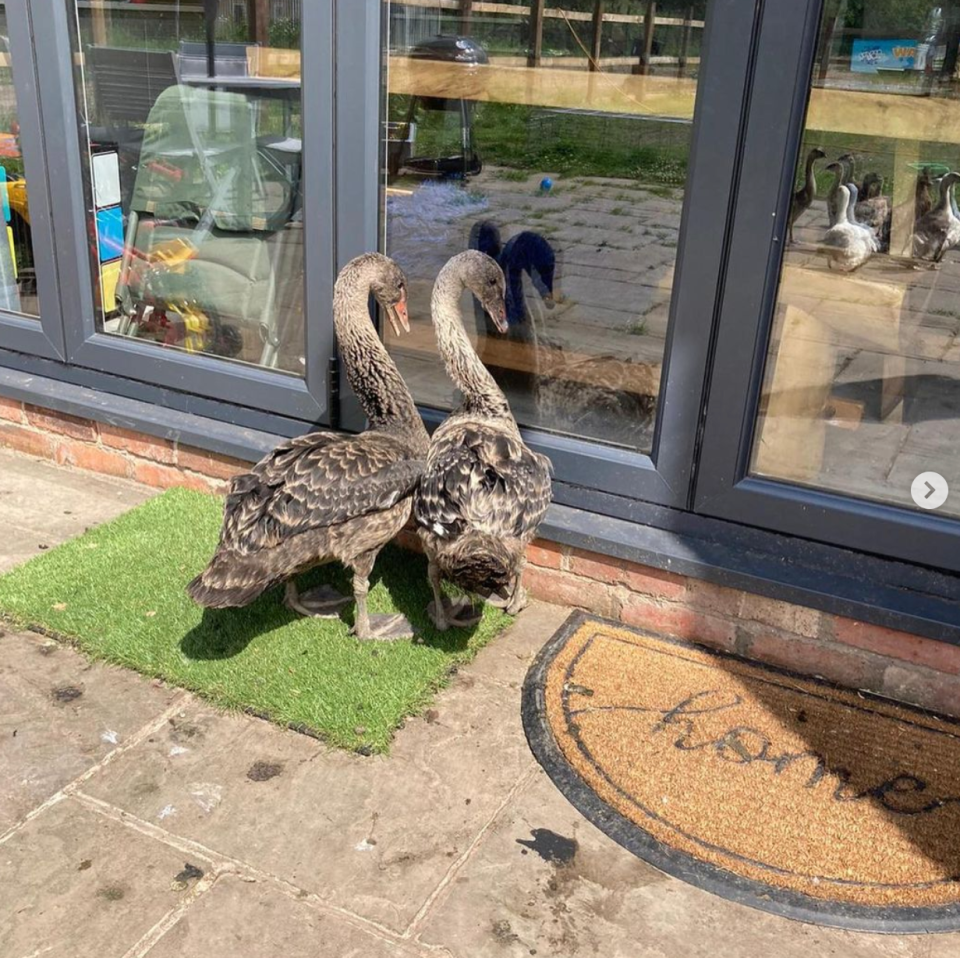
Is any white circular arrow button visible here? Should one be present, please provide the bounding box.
[911,472,949,510]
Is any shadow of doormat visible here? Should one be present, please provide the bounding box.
[0,487,509,753]
[522,611,960,933]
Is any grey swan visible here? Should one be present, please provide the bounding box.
[187,253,429,641]
[415,251,552,631]
[788,146,825,244]
[914,171,960,264]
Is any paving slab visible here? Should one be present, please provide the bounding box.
[0,630,181,833]
[460,599,570,688]
[0,797,205,958]
[417,769,960,958]
[82,673,536,933]
[0,448,152,572]
[143,874,421,958]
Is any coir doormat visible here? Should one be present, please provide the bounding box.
[521,612,960,933]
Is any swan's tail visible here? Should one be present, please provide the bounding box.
[436,530,519,598]
[186,552,275,609]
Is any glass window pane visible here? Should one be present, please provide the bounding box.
[753,1,960,519]
[380,0,707,452]
[68,1,304,373]
[0,3,39,317]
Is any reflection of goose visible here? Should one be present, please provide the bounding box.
[855,171,891,250]
[415,251,552,630]
[822,184,875,272]
[916,166,935,226]
[826,158,851,226]
[788,146,825,244]
[844,182,878,245]
[914,171,960,263]
[188,255,429,641]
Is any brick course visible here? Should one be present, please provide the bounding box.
[2,394,958,719]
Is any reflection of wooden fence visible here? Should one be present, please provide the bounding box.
[397,0,704,76]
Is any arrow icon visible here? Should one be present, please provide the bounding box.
[912,472,948,510]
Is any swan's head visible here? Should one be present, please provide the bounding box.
[372,260,410,337]
[459,250,508,334]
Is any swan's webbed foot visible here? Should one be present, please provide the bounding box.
[285,581,351,618]
[427,595,482,631]
[505,584,529,616]
[355,613,416,642]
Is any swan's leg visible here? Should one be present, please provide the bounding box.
[426,560,450,631]
[351,556,414,642]
[285,581,350,618]
[426,560,482,631]
[505,558,529,616]
[485,560,529,616]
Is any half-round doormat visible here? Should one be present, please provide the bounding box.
[521,611,960,933]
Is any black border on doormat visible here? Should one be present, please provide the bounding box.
[520,609,960,935]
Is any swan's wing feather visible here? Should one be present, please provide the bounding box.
[222,432,423,554]
[416,424,552,542]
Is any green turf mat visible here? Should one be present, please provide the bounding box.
[0,487,510,752]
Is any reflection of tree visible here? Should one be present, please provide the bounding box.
[842,0,944,37]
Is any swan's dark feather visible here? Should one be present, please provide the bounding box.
[415,421,551,548]
[188,432,424,607]
[224,431,423,554]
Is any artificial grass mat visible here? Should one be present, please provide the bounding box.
[0,487,511,752]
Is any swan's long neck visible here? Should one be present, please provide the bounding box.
[333,259,423,437]
[431,268,512,421]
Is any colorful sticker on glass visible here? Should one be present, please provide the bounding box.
[851,39,920,73]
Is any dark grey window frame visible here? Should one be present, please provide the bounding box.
[694,0,960,577]
[0,2,67,361]
[373,0,760,510]
[24,0,337,424]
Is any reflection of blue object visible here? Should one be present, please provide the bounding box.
[540,177,553,192]
[851,39,919,73]
[0,166,9,223]
[500,231,556,326]
[96,206,124,262]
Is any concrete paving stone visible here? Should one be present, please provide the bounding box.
[0,797,204,958]
[82,674,535,933]
[0,448,152,556]
[143,874,420,958]
[417,769,960,958]
[0,528,52,575]
[460,600,570,688]
[0,630,181,833]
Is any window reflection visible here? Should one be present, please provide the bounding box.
[755,1,960,518]
[69,1,304,373]
[381,0,704,452]
[0,3,38,317]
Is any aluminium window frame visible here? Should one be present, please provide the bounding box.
[23,0,337,425]
[694,0,960,576]
[0,3,66,361]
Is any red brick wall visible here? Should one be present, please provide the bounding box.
[0,396,245,494]
[2,394,958,718]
